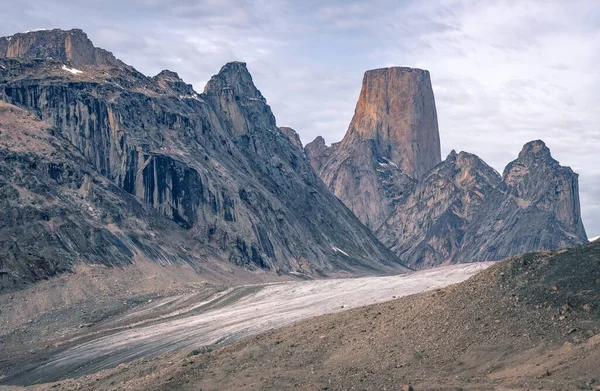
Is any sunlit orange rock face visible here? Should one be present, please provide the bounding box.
[345,67,441,180]
[306,66,441,230]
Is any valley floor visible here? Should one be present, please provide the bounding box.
[0,263,489,388]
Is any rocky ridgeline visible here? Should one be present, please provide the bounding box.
[307,68,587,269]
[0,29,122,67]
[0,29,408,290]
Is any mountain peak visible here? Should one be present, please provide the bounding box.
[0,28,121,67]
[203,61,263,100]
[153,69,195,95]
[343,65,441,180]
[363,65,429,77]
[155,69,182,81]
[279,126,303,150]
[518,140,552,159]
[219,61,249,74]
[308,136,326,146]
[305,136,334,172]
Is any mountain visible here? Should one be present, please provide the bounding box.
[0,29,409,290]
[0,101,219,290]
[378,142,587,268]
[307,67,587,268]
[306,67,440,230]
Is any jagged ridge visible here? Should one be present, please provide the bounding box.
[0,29,409,289]
[306,66,587,269]
[377,141,587,268]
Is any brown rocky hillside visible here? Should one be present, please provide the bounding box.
[38,240,599,391]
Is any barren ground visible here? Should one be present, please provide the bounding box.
[3,242,597,391]
[0,263,489,387]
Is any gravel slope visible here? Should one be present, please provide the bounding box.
[0,263,489,387]
[21,242,599,391]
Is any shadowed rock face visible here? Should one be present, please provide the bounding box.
[0,29,121,67]
[304,136,333,172]
[307,66,440,229]
[0,102,208,291]
[377,142,587,269]
[502,140,586,239]
[0,29,408,289]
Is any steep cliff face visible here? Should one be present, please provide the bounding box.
[307,67,441,229]
[343,67,441,179]
[377,142,587,269]
[377,151,504,268]
[0,29,121,67]
[0,102,214,290]
[0,29,408,288]
[502,140,586,239]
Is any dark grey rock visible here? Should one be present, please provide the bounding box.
[377,142,588,269]
[0,30,409,289]
[0,29,122,67]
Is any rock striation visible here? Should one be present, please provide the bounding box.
[0,102,206,290]
[307,66,440,229]
[0,29,408,289]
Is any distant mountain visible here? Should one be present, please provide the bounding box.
[378,142,587,268]
[305,67,440,230]
[308,67,587,269]
[0,29,408,290]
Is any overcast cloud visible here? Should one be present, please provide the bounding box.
[0,0,598,237]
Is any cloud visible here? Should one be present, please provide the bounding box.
[0,0,598,236]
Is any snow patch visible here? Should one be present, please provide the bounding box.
[332,246,350,257]
[179,94,203,102]
[61,65,83,75]
[381,157,398,167]
[23,28,47,33]
[589,236,600,242]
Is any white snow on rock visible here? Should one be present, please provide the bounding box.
[381,157,398,167]
[23,28,47,33]
[61,65,83,75]
[589,236,600,242]
[332,246,350,257]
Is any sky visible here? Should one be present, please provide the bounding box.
[0,0,598,237]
